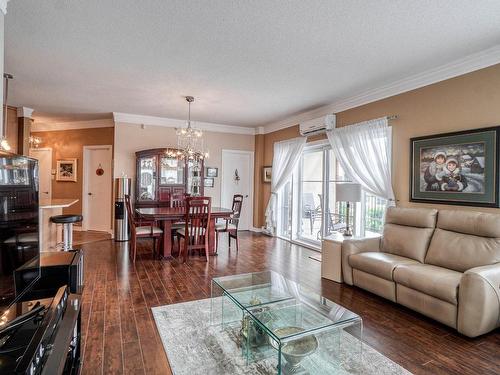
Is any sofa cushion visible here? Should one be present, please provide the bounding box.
[393,264,462,304]
[437,209,500,238]
[385,207,438,228]
[425,229,500,273]
[349,252,419,281]
[381,207,437,262]
[381,224,435,262]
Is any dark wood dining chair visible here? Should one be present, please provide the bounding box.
[170,193,190,254]
[176,196,211,263]
[170,192,190,208]
[215,194,243,253]
[124,195,163,263]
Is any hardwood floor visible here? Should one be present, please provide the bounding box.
[79,232,500,375]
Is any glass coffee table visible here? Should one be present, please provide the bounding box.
[211,271,363,374]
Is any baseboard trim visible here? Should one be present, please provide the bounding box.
[249,226,264,233]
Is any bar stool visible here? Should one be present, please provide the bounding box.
[50,214,83,251]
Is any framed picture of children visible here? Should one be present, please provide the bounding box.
[410,126,500,207]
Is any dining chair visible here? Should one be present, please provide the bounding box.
[124,194,163,262]
[215,194,243,253]
[170,192,189,208]
[176,196,211,263]
[170,193,190,254]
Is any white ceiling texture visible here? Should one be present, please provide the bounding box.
[5,1,500,129]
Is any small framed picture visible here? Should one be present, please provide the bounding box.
[206,167,218,178]
[410,126,500,207]
[56,158,78,182]
[204,177,214,188]
[263,166,272,183]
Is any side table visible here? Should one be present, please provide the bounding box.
[321,233,346,283]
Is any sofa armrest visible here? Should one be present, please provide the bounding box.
[341,237,381,285]
[458,263,500,337]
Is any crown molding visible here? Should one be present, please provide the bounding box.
[32,119,114,132]
[263,45,500,134]
[17,107,34,119]
[0,0,10,15]
[113,112,256,135]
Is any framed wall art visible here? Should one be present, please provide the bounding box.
[263,166,272,183]
[410,126,499,207]
[206,167,218,177]
[56,158,78,182]
[204,177,214,188]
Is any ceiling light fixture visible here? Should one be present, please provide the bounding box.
[175,96,209,161]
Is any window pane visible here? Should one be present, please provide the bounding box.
[325,153,353,237]
[277,180,292,238]
[298,150,323,242]
[364,194,387,235]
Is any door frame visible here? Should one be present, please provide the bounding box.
[82,145,113,233]
[29,147,53,199]
[220,149,254,231]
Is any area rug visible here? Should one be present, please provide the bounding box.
[152,298,411,375]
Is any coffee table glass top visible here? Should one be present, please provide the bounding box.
[246,289,361,343]
[212,270,361,339]
[212,270,297,309]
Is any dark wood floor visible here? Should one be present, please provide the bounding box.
[78,232,500,375]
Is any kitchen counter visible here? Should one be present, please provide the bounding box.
[40,198,79,209]
[40,198,79,250]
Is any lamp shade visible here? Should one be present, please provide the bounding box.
[336,183,362,202]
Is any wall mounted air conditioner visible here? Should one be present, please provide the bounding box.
[299,114,335,136]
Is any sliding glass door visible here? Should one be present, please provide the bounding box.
[296,147,325,243]
[276,140,388,249]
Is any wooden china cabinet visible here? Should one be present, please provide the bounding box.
[135,148,204,207]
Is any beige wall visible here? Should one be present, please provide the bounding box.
[114,122,255,207]
[31,126,115,217]
[255,63,500,226]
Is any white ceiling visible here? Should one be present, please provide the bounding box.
[5,1,500,128]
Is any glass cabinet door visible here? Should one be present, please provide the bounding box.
[187,160,202,196]
[159,156,184,185]
[138,156,156,201]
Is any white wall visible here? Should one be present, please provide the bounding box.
[114,122,255,206]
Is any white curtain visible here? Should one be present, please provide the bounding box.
[265,137,307,234]
[327,117,395,203]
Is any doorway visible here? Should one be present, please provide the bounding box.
[82,145,113,233]
[29,147,52,200]
[221,150,254,231]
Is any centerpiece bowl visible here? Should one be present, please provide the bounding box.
[269,326,318,374]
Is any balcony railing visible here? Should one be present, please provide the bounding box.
[364,194,386,233]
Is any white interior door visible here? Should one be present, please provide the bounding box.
[29,148,52,200]
[83,145,112,232]
[221,150,254,231]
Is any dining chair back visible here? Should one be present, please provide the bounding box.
[177,196,211,262]
[124,194,163,262]
[215,194,243,253]
[170,192,190,208]
[229,194,243,226]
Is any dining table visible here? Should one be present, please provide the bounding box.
[135,206,233,259]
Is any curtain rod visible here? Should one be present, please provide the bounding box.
[387,115,398,120]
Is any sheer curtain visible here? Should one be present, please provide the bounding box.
[327,117,395,203]
[265,137,307,234]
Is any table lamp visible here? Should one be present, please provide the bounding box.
[336,183,361,236]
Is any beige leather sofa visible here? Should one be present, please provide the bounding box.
[342,207,500,337]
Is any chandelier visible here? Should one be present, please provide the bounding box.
[29,135,42,148]
[175,96,208,161]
